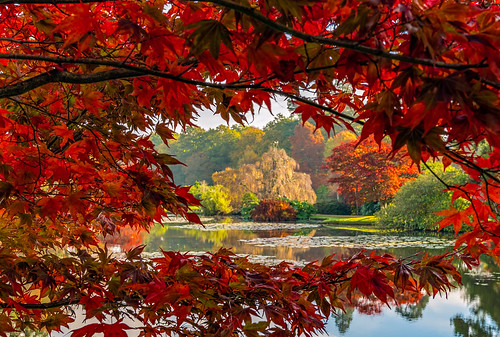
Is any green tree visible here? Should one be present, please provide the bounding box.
[376,164,469,231]
[190,181,233,215]
[261,114,300,155]
[204,126,241,170]
[183,152,216,185]
[323,130,357,158]
[166,126,240,185]
[229,126,266,166]
[290,122,327,189]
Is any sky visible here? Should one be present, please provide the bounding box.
[192,98,292,130]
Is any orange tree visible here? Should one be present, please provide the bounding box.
[325,136,418,213]
[0,0,499,336]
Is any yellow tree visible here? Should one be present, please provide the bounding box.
[213,147,316,208]
[259,147,316,203]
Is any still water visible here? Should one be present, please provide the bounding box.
[141,221,500,337]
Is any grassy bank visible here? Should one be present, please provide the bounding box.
[311,214,377,225]
[310,215,388,233]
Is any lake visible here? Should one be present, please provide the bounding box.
[139,219,500,337]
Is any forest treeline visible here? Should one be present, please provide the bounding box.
[151,114,334,188]
[151,114,353,214]
[152,115,471,230]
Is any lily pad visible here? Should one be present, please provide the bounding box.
[239,235,455,250]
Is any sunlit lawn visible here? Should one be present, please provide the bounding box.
[311,215,376,224]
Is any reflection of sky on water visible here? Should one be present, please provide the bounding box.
[313,291,472,337]
[50,290,479,337]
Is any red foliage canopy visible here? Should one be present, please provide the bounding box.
[325,136,418,208]
[0,0,498,335]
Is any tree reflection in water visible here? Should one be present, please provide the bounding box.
[450,256,500,337]
[137,223,500,337]
[334,307,354,335]
[452,315,497,337]
[395,295,429,321]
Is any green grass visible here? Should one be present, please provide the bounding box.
[309,215,389,233]
[321,225,384,233]
[310,215,377,225]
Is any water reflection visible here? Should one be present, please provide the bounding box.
[139,223,500,337]
[142,224,454,263]
[333,308,354,334]
[450,258,500,337]
[395,295,429,321]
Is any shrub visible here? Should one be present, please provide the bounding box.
[250,199,297,222]
[280,197,316,220]
[376,164,469,231]
[241,192,259,220]
[190,181,233,216]
[314,199,351,215]
[360,201,381,216]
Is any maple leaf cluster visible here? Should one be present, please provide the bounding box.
[0,0,499,335]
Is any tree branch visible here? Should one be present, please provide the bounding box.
[0,54,358,124]
[0,0,109,3]
[0,0,496,72]
[0,296,80,309]
[0,68,142,98]
[193,0,488,71]
[262,88,361,124]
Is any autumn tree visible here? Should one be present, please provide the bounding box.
[325,136,418,213]
[0,0,499,336]
[259,147,317,203]
[213,147,316,208]
[212,164,263,208]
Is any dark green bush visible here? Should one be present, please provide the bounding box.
[314,199,351,215]
[241,192,259,220]
[360,201,381,216]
